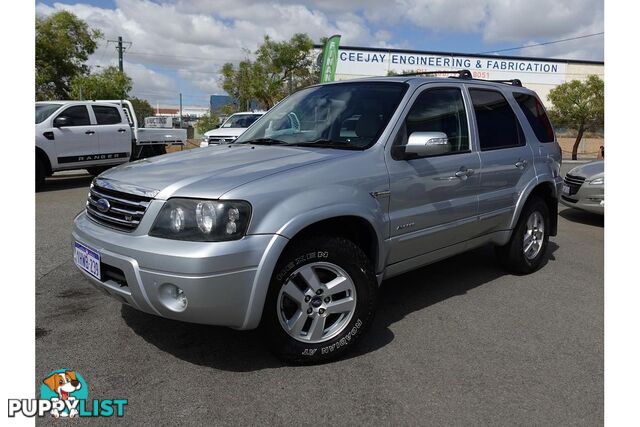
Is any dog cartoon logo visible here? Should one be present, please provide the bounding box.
[40,369,88,418]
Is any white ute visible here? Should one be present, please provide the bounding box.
[200,111,264,147]
[35,99,187,189]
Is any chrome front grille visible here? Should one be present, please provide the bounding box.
[86,183,153,232]
[208,136,237,144]
[564,173,586,196]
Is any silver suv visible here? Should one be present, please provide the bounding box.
[73,73,562,363]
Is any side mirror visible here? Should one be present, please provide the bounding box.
[53,116,70,127]
[404,131,451,158]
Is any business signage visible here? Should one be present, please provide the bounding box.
[334,48,568,85]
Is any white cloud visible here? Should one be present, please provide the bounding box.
[36,0,604,106]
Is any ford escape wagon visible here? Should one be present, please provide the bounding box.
[73,71,562,363]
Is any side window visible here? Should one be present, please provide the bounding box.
[58,105,91,126]
[513,92,554,143]
[469,89,525,151]
[402,87,470,154]
[92,106,122,125]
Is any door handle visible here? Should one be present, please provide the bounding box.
[85,130,95,135]
[515,159,528,169]
[117,128,127,133]
[453,168,474,180]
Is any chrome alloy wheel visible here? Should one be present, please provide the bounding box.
[277,262,357,344]
[523,211,545,260]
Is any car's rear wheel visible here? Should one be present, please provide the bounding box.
[261,236,378,364]
[496,196,550,274]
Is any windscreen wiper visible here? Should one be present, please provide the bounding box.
[289,139,363,150]
[240,138,288,145]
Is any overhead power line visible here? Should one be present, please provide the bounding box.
[477,32,604,55]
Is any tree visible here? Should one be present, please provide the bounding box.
[221,33,318,109]
[196,112,220,135]
[129,97,155,127]
[36,11,102,100]
[547,75,604,160]
[221,60,255,111]
[69,66,132,100]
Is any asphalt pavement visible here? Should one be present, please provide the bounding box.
[35,164,603,425]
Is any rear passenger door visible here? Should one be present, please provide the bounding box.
[91,104,131,163]
[467,87,535,235]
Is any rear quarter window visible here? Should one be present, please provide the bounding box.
[513,92,555,143]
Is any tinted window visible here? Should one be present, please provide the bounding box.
[58,105,91,126]
[469,89,524,150]
[513,92,554,143]
[404,87,469,154]
[92,105,122,125]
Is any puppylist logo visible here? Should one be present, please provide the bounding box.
[7,369,127,418]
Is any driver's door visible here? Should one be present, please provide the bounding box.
[52,104,100,167]
[386,85,481,264]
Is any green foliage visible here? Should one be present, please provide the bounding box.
[36,11,102,100]
[70,66,132,100]
[221,33,318,109]
[196,112,220,135]
[547,75,604,159]
[129,97,155,127]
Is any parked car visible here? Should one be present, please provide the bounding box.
[200,111,265,147]
[560,160,604,215]
[73,74,562,363]
[36,100,187,189]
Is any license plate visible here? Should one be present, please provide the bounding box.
[74,242,101,280]
[562,184,570,194]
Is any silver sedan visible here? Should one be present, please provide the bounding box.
[560,160,604,215]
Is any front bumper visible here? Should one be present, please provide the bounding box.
[72,211,288,329]
[560,182,604,215]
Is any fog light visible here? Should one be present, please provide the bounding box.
[158,283,188,312]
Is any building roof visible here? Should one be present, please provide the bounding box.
[316,44,604,66]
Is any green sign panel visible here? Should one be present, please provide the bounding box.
[320,34,341,83]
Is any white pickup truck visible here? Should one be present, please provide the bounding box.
[35,99,187,189]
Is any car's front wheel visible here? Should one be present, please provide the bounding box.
[261,236,378,364]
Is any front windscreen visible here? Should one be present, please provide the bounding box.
[36,103,63,124]
[221,114,263,128]
[235,82,408,150]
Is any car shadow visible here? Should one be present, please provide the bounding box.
[37,172,93,192]
[559,208,604,227]
[121,242,559,372]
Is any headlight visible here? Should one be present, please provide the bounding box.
[149,199,251,241]
[589,176,604,185]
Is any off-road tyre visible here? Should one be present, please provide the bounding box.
[261,236,378,364]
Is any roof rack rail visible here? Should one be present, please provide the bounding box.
[485,79,523,87]
[399,69,472,79]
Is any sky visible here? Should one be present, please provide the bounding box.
[36,0,604,107]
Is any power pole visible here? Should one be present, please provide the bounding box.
[117,36,123,72]
[107,37,132,73]
[179,93,183,129]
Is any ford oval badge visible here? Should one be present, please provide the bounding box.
[96,198,111,213]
